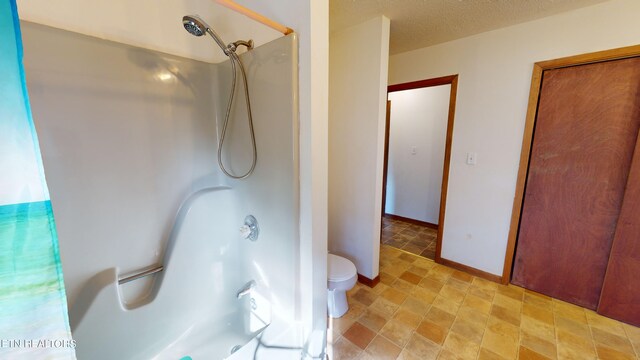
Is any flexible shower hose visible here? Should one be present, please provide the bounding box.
[218,50,257,179]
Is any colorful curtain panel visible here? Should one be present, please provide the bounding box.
[0,1,76,358]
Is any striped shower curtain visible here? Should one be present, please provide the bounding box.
[0,0,76,358]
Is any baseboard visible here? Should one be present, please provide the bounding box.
[437,257,502,284]
[357,273,380,288]
[383,213,438,230]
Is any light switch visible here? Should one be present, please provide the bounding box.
[411,146,417,155]
[466,152,477,165]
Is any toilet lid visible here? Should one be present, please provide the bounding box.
[328,254,357,282]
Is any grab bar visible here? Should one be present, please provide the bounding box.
[118,265,164,285]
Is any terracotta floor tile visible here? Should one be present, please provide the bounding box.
[472,277,498,291]
[524,291,553,310]
[450,318,485,344]
[468,286,496,302]
[403,243,425,255]
[391,278,416,293]
[398,252,418,263]
[446,277,471,292]
[401,295,430,315]
[556,343,597,360]
[331,244,640,360]
[405,333,441,359]
[586,310,627,338]
[425,307,456,329]
[432,295,461,315]
[590,327,635,355]
[332,337,362,360]
[364,335,402,360]
[384,263,408,277]
[400,270,423,285]
[371,282,389,295]
[492,293,522,313]
[343,322,377,350]
[381,287,409,305]
[451,269,474,283]
[379,271,397,285]
[416,320,448,345]
[595,344,637,360]
[552,300,588,325]
[380,319,414,347]
[458,306,490,327]
[413,257,435,269]
[393,308,422,329]
[443,331,480,360]
[519,346,552,360]
[495,285,524,302]
[478,347,508,360]
[437,348,459,360]
[409,265,430,277]
[554,316,591,340]
[556,329,596,356]
[410,286,438,304]
[490,304,521,327]
[398,348,425,360]
[419,277,446,293]
[359,308,390,332]
[520,331,558,360]
[481,329,519,359]
[426,269,451,283]
[486,316,519,340]
[439,284,466,305]
[370,297,400,318]
[463,294,493,314]
[351,288,378,306]
[523,303,554,326]
[342,300,367,321]
[521,315,556,342]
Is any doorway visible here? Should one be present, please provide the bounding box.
[381,75,458,261]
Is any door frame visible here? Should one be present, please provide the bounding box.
[383,74,458,262]
[502,44,640,285]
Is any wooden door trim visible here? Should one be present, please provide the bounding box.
[502,44,640,285]
[385,74,458,268]
[381,100,391,220]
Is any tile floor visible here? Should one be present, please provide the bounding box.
[381,217,438,260]
[328,245,640,360]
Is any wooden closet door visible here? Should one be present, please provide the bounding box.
[598,133,640,326]
[512,57,640,309]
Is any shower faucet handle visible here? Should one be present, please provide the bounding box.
[239,215,259,241]
[239,225,252,239]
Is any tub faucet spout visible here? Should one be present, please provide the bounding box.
[236,280,256,299]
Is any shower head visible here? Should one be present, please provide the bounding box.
[182,15,207,37]
[182,15,228,53]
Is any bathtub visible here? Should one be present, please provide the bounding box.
[71,186,272,359]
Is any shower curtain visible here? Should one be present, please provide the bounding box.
[0,1,75,358]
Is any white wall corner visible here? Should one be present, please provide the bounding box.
[328,15,390,280]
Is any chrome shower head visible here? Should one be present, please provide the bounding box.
[182,15,207,37]
[182,15,228,54]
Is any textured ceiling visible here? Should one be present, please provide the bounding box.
[330,0,612,55]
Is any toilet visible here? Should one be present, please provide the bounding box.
[327,254,358,318]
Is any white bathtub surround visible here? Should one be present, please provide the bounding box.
[24,21,303,358]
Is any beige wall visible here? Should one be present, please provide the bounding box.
[389,0,640,276]
[329,16,390,280]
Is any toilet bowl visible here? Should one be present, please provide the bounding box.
[327,254,358,318]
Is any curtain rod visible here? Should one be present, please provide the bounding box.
[215,0,293,35]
